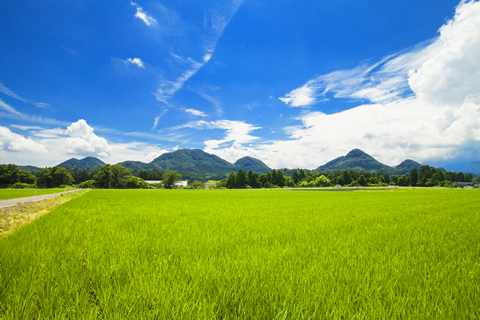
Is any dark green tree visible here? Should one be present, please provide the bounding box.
[410,168,418,186]
[357,174,367,186]
[236,169,248,188]
[51,167,74,187]
[0,164,36,187]
[275,170,285,187]
[125,176,147,189]
[36,168,52,188]
[162,170,182,189]
[293,170,300,184]
[226,172,236,189]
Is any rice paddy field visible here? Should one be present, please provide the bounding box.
[0,188,68,201]
[0,188,479,319]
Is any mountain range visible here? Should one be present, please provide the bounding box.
[315,149,422,175]
[16,148,479,176]
[59,149,271,177]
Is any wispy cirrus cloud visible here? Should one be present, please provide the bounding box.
[0,106,69,127]
[0,99,21,115]
[131,1,157,26]
[10,125,43,131]
[0,83,27,102]
[0,82,51,108]
[279,40,438,108]
[155,57,203,105]
[154,1,244,105]
[184,108,207,117]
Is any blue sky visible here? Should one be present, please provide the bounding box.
[1,0,479,171]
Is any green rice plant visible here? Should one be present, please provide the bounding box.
[0,189,479,319]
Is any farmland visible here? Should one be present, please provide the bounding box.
[1,189,479,319]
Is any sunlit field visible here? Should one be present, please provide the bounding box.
[1,189,479,319]
[0,188,69,201]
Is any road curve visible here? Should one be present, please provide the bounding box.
[0,190,81,208]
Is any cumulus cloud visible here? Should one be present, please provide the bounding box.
[408,0,480,106]
[0,126,47,153]
[61,119,111,157]
[1,119,172,167]
[127,57,145,68]
[217,0,480,168]
[131,1,157,26]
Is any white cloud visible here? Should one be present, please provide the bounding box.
[152,116,160,130]
[0,83,51,108]
[0,82,26,102]
[0,126,47,154]
[176,119,260,149]
[154,1,244,105]
[408,0,480,106]
[10,125,43,131]
[0,99,21,115]
[103,142,168,164]
[215,0,480,168]
[0,110,69,126]
[193,87,223,116]
[155,58,203,104]
[131,1,157,26]
[33,102,51,108]
[60,119,111,157]
[32,127,65,138]
[127,57,145,68]
[184,108,207,117]
[1,119,173,167]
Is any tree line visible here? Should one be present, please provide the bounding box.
[0,164,183,189]
[1,162,477,189]
[218,165,477,189]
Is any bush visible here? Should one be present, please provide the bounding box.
[10,182,35,189]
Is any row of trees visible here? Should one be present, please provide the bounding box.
[79,164,182,189]
[0,164,36,188]
[2,162,477,189]
[1,163,185,189]
[79,165,183,189]
[216,169,296,189]
[219,165,478,189]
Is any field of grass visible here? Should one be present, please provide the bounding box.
[0,188,70,201]
[0,188,479,318]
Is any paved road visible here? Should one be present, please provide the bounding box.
[0,190,80,208]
